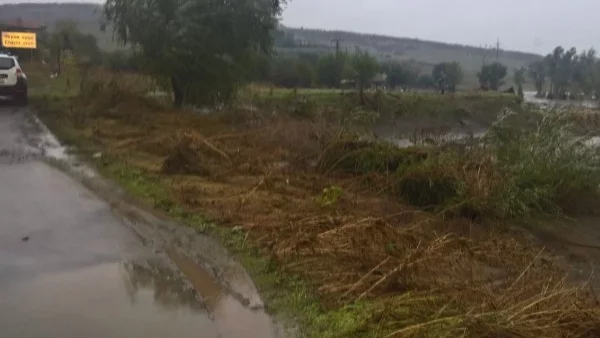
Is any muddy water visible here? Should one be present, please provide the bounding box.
[0,262,219,338]
[167,249,278,338]
[0,105,281,338]
[523,91,599,109]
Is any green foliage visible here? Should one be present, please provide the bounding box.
[102,50,141,72]
[416,74,435,89]
[351,49,379,95]
[0,3,543,82]
[315,185,344,207]
[485,109,600,217]
[273,29,297,48]
[381,60,420,88]
[544,46,577,99]
[528,61,546,96]
[346,107,380,130]
[102,0,284,107]
[572,49,598,97]
[319,140,429,175]
[513,67,526,98]
[397,167,461,209]
[529,46,600,100]
[317,53,348,88]
[270,57,316,88]
[432,62,463,93]
[317,106,600,220]
[280,26,541,81]
[245,52,272,83]
[250,89,521,130]
[39,19,102,70]
[478,62,508,91]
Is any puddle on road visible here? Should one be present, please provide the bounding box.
[0,261,220,338]
[0,109,280,338]
[166,248,279,338]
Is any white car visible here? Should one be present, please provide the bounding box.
[0,53,28,105]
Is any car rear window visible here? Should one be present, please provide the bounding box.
[0,57,15,70]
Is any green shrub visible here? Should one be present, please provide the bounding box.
[315,185,344,207]
[485,108,600,218]
[319,140,429,175]
[395,167,461,209]
[311,104,600,221]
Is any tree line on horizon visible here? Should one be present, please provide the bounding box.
[17,0,594,108]
[527,46,600,100]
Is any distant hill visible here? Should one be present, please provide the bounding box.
[0,3,542,86]
[281,27,542,87]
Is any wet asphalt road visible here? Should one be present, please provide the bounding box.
[0,105,226,337]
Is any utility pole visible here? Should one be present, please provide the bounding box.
[332,38,342,57]
[481,44,492,67]
[495,38,500,62]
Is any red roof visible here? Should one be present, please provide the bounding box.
[0,19,45,30]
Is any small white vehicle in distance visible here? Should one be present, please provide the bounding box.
[0,53,28,106]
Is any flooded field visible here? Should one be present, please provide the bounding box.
[524,91,599,109]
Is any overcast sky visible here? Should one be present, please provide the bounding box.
[4,0,599,54]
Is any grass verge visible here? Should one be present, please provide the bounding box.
[29,67,600,337]
[34,96,376,338]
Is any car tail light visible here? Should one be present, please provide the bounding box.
[16,68,23,77]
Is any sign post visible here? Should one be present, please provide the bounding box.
[1,32,37,49]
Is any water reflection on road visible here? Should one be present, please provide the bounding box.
[1,261,218,338]
[167,248,278,338]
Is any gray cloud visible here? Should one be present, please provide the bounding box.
[3,0,597,54]
[281,0,600,54]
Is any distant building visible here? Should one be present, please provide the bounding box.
[0,18,46,32]
[340,78,356,89]
[340,73,389,90]
[370,73,388,89]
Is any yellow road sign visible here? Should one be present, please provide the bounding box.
[1,32,37,49]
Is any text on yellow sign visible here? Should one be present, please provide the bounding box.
[1,32,37,49]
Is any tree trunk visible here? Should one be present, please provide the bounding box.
[171,76,184,108]
[56,48,62,75]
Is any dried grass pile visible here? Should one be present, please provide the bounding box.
[54,80,600,337]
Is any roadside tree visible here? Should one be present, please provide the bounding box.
[103,0,285,107]
[527,60,546,97]
[478,62,508,91]
[381,60,420,89]
[317,53,347,88]
[432,62,462,93]
[271,57,316,88]
[513,67,526,98]
[350,49,379,102]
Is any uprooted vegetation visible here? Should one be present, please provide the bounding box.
[35,71,600,337]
